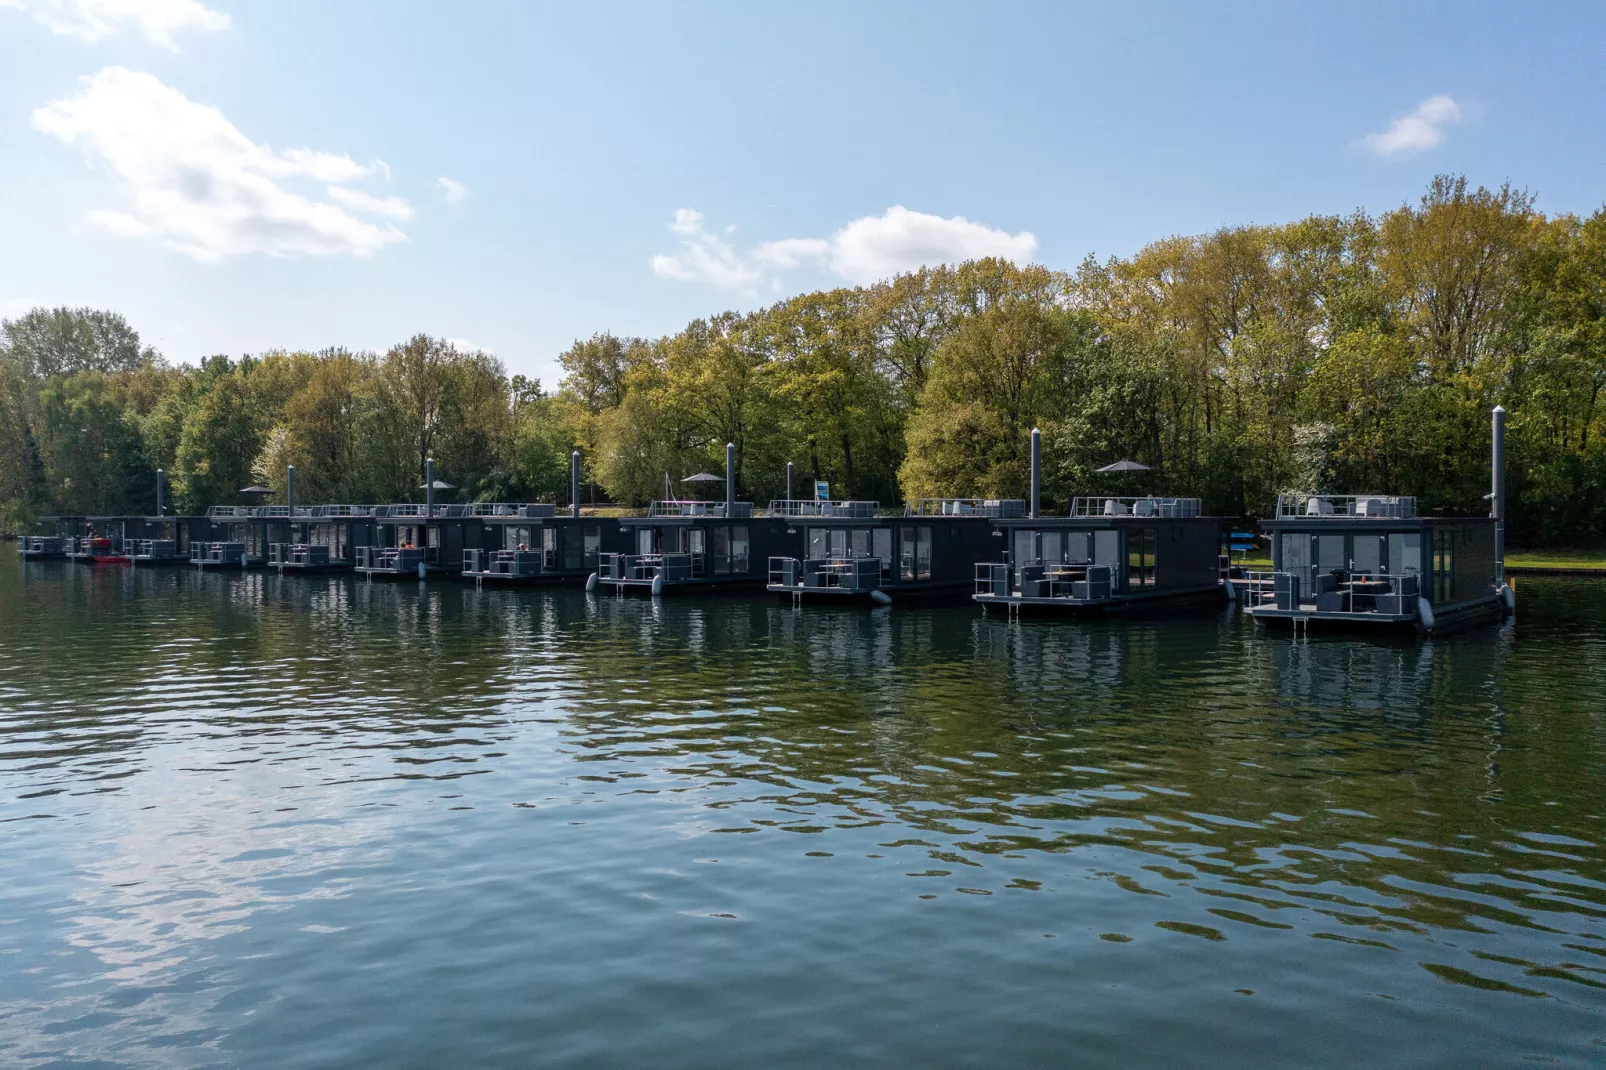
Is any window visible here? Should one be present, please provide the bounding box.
[1318,534,1346,572]
[545,526,559,566]
[583,526,600,568]
[850,528,870,558]
[712,525,731,574]
[1014,529,1036,566]
[732,526,749,573]
[563,525,583,570]
[1042,531,1062,565]
[809,528,827,560]
[1066,532,1091,564]
[1354,535,1383,577]
[636,527,654,555]
[1433,528,1454,602]
[1094,529,1120,567]
[900,526,933,581]
[828,528,848,557]
[1388,532,1420,576]
[872,527,892,578]
[1280,533,1312,577]
[1128,527,1157,588]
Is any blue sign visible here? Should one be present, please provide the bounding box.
[814,481,830,501]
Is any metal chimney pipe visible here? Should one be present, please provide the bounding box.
[287,464,295,516]
[786,461,794,502]
[570,450,581,519]
[1492,405,1506,579]
[725,442,736,516]
[1029,427,1041,519]
[426,457,435,518]
[156,468,164,518]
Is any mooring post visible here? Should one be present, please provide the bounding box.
[1029,427,1041,519]
[1492,405,1506,582]
[571,450,581,519]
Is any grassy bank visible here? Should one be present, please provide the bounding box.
[1506,549,1606,573]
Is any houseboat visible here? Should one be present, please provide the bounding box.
[1243,494,1507,634]
[463,504,628,585]
[125,538,186,565]
[1243,407,1514,636]
[18,535,68,560]
[268,504,375,573]
[971,430,1226,617]
[597,445,795,595]
[191,541,249,569]
[766,498,1013,605]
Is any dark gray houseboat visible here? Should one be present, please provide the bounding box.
[18,535,68,560]
[596,445,795,595]
[972,431,1225,617]
[765,498,1013,605]
[1242,407,1514,636]
[462,455,627,584]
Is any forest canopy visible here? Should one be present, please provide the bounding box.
[2,175,1604,547]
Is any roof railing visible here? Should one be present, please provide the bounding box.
[1274,494,1416,519]
[1067,496,1202,518]
[904,498,1026,518]
[767,499,881,518]
[647,500,755,518]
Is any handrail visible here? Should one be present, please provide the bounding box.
[904,498,1025,517]
[1067,497,1201,518]
[766,499,881,518]
[1273,494,1415,519]
[647,500,754,518]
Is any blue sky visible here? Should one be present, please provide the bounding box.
[2,1,1603,385]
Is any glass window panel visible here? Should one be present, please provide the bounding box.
[900,527,916,581]
[732,526,749,573]
[809,528,827,560]
[584,526,600,567]
[917,526,932,580]
[1281,533,1312,575]
[712,525,730,574]
[1318,534,1346,569]
[1042,531,1062,564]
[872,527,892,567]
[1353,535,1382,576]
[850,528,870,557]
[1066,532,1090,564]
[1094,529,1119,567]
[1014,530,1036,565]
[1388,532,1420,575]
[637,528,654,555]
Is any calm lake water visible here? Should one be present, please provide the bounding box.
[1,545,1603,1068]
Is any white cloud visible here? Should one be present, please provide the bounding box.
[653,205,1037,292]
[1361,95,1464,158]
[445,337,492,355]
[327,185,413,220]
[650,209,768,292]
[32,67,407,262]
[437,176,469,204]
[0,0,228,50]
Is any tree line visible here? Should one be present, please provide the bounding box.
[2,175,1603,547]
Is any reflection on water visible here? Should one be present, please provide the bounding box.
[1,550,1604,1067]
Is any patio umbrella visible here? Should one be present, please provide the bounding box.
[1094,460,1151,473]
[238,484,273,494]
[417,479,457,490]
[680,472,723,483]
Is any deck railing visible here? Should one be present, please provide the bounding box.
[1273,494,1416,519]
[904,498,1026,518]
[1067,497,1202,518]
[647,500,754,518]
[1250,569,1421,616]
[766,500,881,518]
